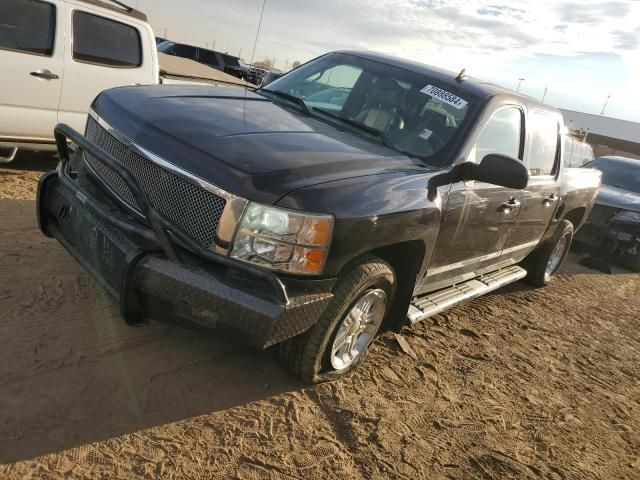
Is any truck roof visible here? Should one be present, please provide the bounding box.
[341,50,554,112]
[72,0,147,21]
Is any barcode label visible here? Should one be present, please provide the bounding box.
[420,84,468,109]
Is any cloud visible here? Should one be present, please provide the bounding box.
[476,4,526,19]
[556,1,631,24]
[612,29,640,50]
[144,0,640,121]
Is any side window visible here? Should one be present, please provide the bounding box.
[170,44,198,60]
[198,49,220,68]
[527,111,559,176]
[570,139,582,168]
[469,107,522,164]
[563,136,574,167]
[73,11,141,67]
[581,143,594,166]
[0,0,56,56]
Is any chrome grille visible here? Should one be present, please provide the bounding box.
[84,116,227,248]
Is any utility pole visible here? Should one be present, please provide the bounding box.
[239,49,242,59]
[163,27,167,38]
[541,85,548,103]
[600,95,610,116]
[516,77,525,92]
[212,40,216,51]
[285,59,289,71]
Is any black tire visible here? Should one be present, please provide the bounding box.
[629,252,640,273]
[523,220,574,287]
[279,255,395,383]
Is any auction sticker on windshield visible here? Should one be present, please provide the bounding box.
[420,85,468,109]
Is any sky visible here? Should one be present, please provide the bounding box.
[137,0,640,122]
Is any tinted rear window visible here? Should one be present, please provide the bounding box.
[198,49,221,67]
[0,0,56,56]
[221,54,240,67]
[170,44,198,60]
[73,11,141,67]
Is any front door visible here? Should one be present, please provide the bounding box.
[420,105,525,291]
[58,4,156,133]
[502,110,562,260]
[0,0,63,141]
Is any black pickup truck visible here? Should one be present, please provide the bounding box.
[37,51,601,383]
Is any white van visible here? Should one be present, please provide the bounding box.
[0,0,158,162]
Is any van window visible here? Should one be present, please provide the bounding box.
[527,111,559,176]
[0,0,56,56]
[198,49,221,68]
[469,107,522,164]
[169,44,198,61]
[73,11,141,67]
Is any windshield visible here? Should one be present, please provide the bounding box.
[262,53,473,164]
[589,158,640,194]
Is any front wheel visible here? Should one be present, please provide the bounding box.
[523,220,574,287]
[278,255,395,383]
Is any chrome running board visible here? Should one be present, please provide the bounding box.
[408,265,527,324]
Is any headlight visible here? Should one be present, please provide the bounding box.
[613,210,640,224]
[230,202,334,275]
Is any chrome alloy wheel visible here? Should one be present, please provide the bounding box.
[545,233,570,282]
[330,289,387,371]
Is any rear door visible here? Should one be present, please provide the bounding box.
[502,110,562,258]
[57,3,157,133]
[422,105,525,289]
[0,0,63,141]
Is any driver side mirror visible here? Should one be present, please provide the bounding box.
[427,153,529,193]
[463,154,529,190]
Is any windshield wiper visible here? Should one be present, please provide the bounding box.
[311,107,428,162]
[260,89,310,114]
[312,106,382,137]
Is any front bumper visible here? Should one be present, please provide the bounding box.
[37,125,334,348]
[576,204,640,256]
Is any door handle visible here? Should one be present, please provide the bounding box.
[543,194,559,207]
[498,198,521,214]
[30,69,59,80]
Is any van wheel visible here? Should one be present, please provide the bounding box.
[279,255,395,383]
[524,220,574,287]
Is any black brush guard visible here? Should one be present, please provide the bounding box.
[37,124,334,348]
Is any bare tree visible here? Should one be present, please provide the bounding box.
[254,57,275,69]
[292,60,301,69]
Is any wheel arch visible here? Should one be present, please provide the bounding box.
[562,206,587,231]
[369,240,426,330]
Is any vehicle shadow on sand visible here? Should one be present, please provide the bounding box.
[0,150,58,173]
[0,199,300,464]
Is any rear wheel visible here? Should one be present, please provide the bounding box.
[278,255,395,383]
[524,220,574,287]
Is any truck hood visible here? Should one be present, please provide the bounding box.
[92,85,424,205]
[595,185,640,211]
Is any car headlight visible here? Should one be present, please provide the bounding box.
[230,202,334,275]
[613,210,640,224]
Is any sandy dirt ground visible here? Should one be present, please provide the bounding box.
[1,153,639,479]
